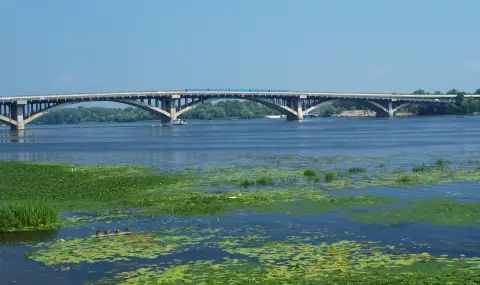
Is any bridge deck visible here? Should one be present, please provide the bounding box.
[1,91,477,102]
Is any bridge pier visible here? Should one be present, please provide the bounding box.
[167,95,179,121]
[375,100,395,118]
[11,102,25,131]
[286,97,304,121]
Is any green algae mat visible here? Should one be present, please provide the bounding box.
[1,158,480,284]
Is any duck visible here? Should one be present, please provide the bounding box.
[124,226,131,233]
[95,230,101,238]
[104,229,110,235]
[115,228,121,234]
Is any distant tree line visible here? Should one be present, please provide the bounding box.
[32,100,280,125]
[405,88,480,115]
[313,88,480,116]
[179,100,278,120]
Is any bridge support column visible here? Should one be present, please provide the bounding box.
[375,100,394,118]
[167,95,179,121]
[286,97,304,121]
[11,101,26,131]
[387,101,394,117]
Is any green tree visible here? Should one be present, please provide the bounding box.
[412,89,426,95]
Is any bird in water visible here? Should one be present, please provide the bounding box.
[104,229,110,235]
[95,230,101,238]
[115,228,121,234]
[124,226,131,232]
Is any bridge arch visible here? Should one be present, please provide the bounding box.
[0,115,16,126]
[304,99,414,117]
[23,99,172,125]
[175,96,298,119]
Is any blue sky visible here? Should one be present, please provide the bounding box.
[1,0,479,98]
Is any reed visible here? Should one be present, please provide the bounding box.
[348,167,366,174]
[0,200,60,232]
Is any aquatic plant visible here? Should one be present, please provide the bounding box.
[303,169,317,177]
[324,171,338,183]
[395,175,413,184]
[253,195,397,216]
[412,163,429,172]
[28,231,214,265]
[435,159,451,170]
[106,240,480,285]
[350,197,480,227]
[0,161,192,210]
[255,175,275,186]
[0,200,60,232]
[348,167,366,174]
[138,188,329,216]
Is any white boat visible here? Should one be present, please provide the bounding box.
[151,120,187,127]
[170,119,188,126]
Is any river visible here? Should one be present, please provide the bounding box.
[0,116,479,284]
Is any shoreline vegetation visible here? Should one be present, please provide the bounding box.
[1,157,479,284]
[23,89,480,125]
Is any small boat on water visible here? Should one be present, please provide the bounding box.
[151,120,188,127]
[171,119,188,126]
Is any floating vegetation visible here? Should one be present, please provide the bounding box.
[0,200,60,232]
[2,154,480,284]
[0,161,193,211]
[350,198,480,227]
[28,231,215,266]
[254,195,397,216]
[98,239,480,284]
[138,188,330,216]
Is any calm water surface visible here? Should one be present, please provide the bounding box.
[0,116,479,284]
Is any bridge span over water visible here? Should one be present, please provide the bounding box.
[0,89,477,130]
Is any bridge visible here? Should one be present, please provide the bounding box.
[0,89,477,130]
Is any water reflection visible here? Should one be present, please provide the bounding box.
[0,130,42,143]
[0,230,58,244]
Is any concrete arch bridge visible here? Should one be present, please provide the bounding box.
[0,89,474,130]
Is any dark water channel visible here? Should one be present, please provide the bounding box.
[1,116,480,284]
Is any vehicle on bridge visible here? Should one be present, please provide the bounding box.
[185,88,290,92]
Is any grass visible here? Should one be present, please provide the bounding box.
[395,174,413,184]
[0,200,60,232]
[435,159,450,170]
[324,171,338,183]
[256,175,275,185]
[0,161,191,210]
[240,175,275,187]
[303,169,317,177]
[412,163,429,172]
[348,167,366,174]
